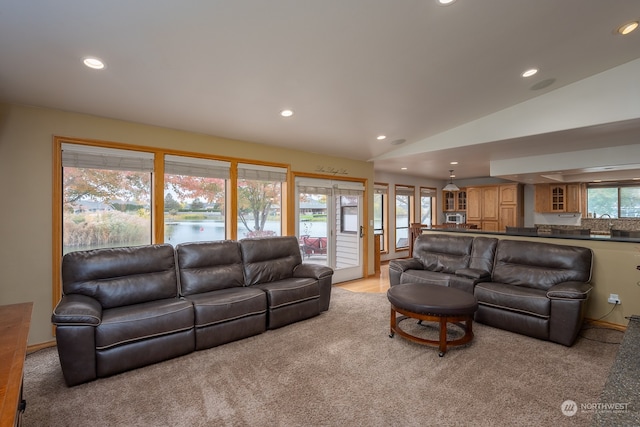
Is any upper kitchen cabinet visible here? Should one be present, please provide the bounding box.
[442,189,466,212]
[466,184,520,231]
[534,183,584,213]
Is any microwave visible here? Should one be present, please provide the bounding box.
[445,213,466,224]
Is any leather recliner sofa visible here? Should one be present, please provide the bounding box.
[389,234,498,293]
[389,233,593,346]
[474,239,593,346]
[52,236,333,386]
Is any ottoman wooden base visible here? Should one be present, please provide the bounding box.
[389,306,474,356]
[387,283,478,356]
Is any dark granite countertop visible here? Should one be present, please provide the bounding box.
[421,228,640,243]
[592,315,640,426]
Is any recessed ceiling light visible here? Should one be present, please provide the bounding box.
[617,21,639,35]
[522,68,538,78]
[450,161,458,165]
[83,57,105,70]
[280,109,294,117]
[401,167,408,170]
[437,0,456,5]
[377,135,387,140]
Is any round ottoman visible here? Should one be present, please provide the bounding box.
[387,283,478,356]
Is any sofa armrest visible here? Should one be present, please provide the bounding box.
[52,294,102,326]
[293,263,334,280]
[455,268,490,280]
[547,281,593,300]
[389,258,423,273]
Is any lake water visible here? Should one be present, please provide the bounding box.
[63,220,331,254]
[165,220,328,244]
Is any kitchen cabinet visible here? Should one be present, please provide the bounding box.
[535,183,583,213]
[466,184,522,231]
[456,190,467,211]
[498,184,523,230]
[565,184,583,213]
[442,189,466,212]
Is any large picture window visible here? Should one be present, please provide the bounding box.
[587,184,640,218]
[61,143,153,254]
[164,155,229,245]
[237,163,287,238]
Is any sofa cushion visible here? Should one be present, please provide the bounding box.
[176,240,245,295]
[240,236,303,286]
[468,236,498,273]
[62,244,178,309]
[256,277,319,309]
[184,287,266,327]
[475,282,550,318]
[401,270,451,287]
[492,240,593,291]
[413,234,474,274]
[96,299,194,349]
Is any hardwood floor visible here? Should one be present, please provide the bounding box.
[335,263,390,293]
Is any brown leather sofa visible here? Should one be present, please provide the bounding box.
[52,236,333,386]
[389,234,498,293]
[389,233,593,346]
[475,239,593,346]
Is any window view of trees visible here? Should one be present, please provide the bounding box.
[237,179,281,238]
[587,185,640,218]
[395,185,414,249]
[420,187,436,226]
[63,167,151,253]
[235,164,286,238]
[395,194,410,248]
[164,173,226,244]
[61,144,289,253]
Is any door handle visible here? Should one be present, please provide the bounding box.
[359,226,364,238]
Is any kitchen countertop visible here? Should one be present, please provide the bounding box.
[422,228,640,243]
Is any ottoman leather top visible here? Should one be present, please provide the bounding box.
[387,283,478,316]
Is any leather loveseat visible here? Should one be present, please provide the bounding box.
[389,233,593,346]
[52,236,333,386]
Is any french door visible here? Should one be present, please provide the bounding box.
[295,178,364,283]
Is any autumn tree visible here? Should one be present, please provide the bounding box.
[238,180,280,235]
[164,175,224,208]
[63,167,150,212]
[164,193,182,211]
[191,198,205,210]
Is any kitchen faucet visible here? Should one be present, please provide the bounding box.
[598,213,613,229]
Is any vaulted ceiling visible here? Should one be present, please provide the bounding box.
[1,0,639,182]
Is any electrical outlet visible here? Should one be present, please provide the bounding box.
[608,293,621,304]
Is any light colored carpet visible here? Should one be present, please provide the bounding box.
[23,287,620,426]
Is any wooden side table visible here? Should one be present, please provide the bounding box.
[0,302,33,427]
